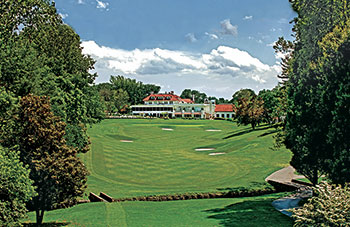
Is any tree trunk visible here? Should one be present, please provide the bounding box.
[36,209,45,225]
[311,168,318,186]
[251,122,256,130]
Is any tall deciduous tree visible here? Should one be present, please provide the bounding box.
[235,96,264,130]
[180,89,207,103]
[0,0,104,153]
[8,95,88,224]
[0,146,36,226]
[284,0,350,185]
[110,75,160,105]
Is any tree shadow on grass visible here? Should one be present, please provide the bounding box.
[223,124,276,140]
[23,222,70,227]
[204,199,293,227]
[257,129,281,138]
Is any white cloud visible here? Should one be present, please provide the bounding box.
[243,15,253,20]
[96,0,109,9]
[59,13,68,19]
[220,19,238,36]
[185,33,197,43]
[77,0,84,4]
[205,32,219,40]
[81,41,281,98]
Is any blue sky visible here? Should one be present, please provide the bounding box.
[55,0,296,98]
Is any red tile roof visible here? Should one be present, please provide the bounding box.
[215,104,235,112]
[181,99,195,104]
[143,94,182,102]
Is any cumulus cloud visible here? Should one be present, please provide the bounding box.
[77,0,84,4]
[81,40,280,80]
[243,15,253,20]
[185,33,197,43]
[220,19,238,36]
[81,41,281,97]
[205,32,219,40]
[96,0,109,9]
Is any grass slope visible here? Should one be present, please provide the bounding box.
[24,193,292,227]
[82,119,291,198]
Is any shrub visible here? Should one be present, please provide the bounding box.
[292,182,350,226]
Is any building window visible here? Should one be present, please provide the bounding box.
[227,114,230,118]
[221,114,225,118]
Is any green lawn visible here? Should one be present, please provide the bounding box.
[23,119,293,226]
[24,193,293,227]
[82,119,291,198]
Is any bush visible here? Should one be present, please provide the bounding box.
[292,182,350,226]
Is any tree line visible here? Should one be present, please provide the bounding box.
[0,0,102,225]
[275,0,350,225]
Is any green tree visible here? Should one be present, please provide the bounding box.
[7,95,88,224]
[235,96,264,130]
[110,75,160,105]
[0,146,36,226]
[231,88,256,105]
[180,89,207,103]
[283,0,350,185]
[0,0,104,153]
[113,89,130,113]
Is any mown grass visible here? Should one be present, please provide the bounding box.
[24,193,293,227]
[81,119,291,198]
[23,119,294,226]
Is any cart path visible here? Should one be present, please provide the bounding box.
[266,166,312,217]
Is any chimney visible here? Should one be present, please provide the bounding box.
[192,94,195,102]
[151,91,154,95]
[170,91,174,95]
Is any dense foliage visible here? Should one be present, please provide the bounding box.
[0,0,104,153]
[0,146,36,226]
[292,182,350,226]
[110,75,161,105]
[284,0,350,185]
[96,76,161,114]
[7,95,89,224]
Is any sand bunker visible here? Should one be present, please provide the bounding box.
[162,128,174,131]
[209,152,226,156]
[120,140,133,143]
[195,148,215,151]
[206,129,222,132]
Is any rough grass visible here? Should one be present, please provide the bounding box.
[81,119,291,198]
[24,193,293,227]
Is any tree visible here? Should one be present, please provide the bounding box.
[292,182,350,226]
[0,0,104,153]
[180,89,207,103]
[113,89,130,113]
[110,75,160,105]
[235,96,264,130]
[258,85,287,124]
[7,95,88,224]
[231,88,256,105]
[283,0,350,185]
[0,146,36,226]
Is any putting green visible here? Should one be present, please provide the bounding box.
[82,119,291,198]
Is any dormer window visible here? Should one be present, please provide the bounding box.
[157,96,164,100]
[150,96,155,100]
[166,96,171,100]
